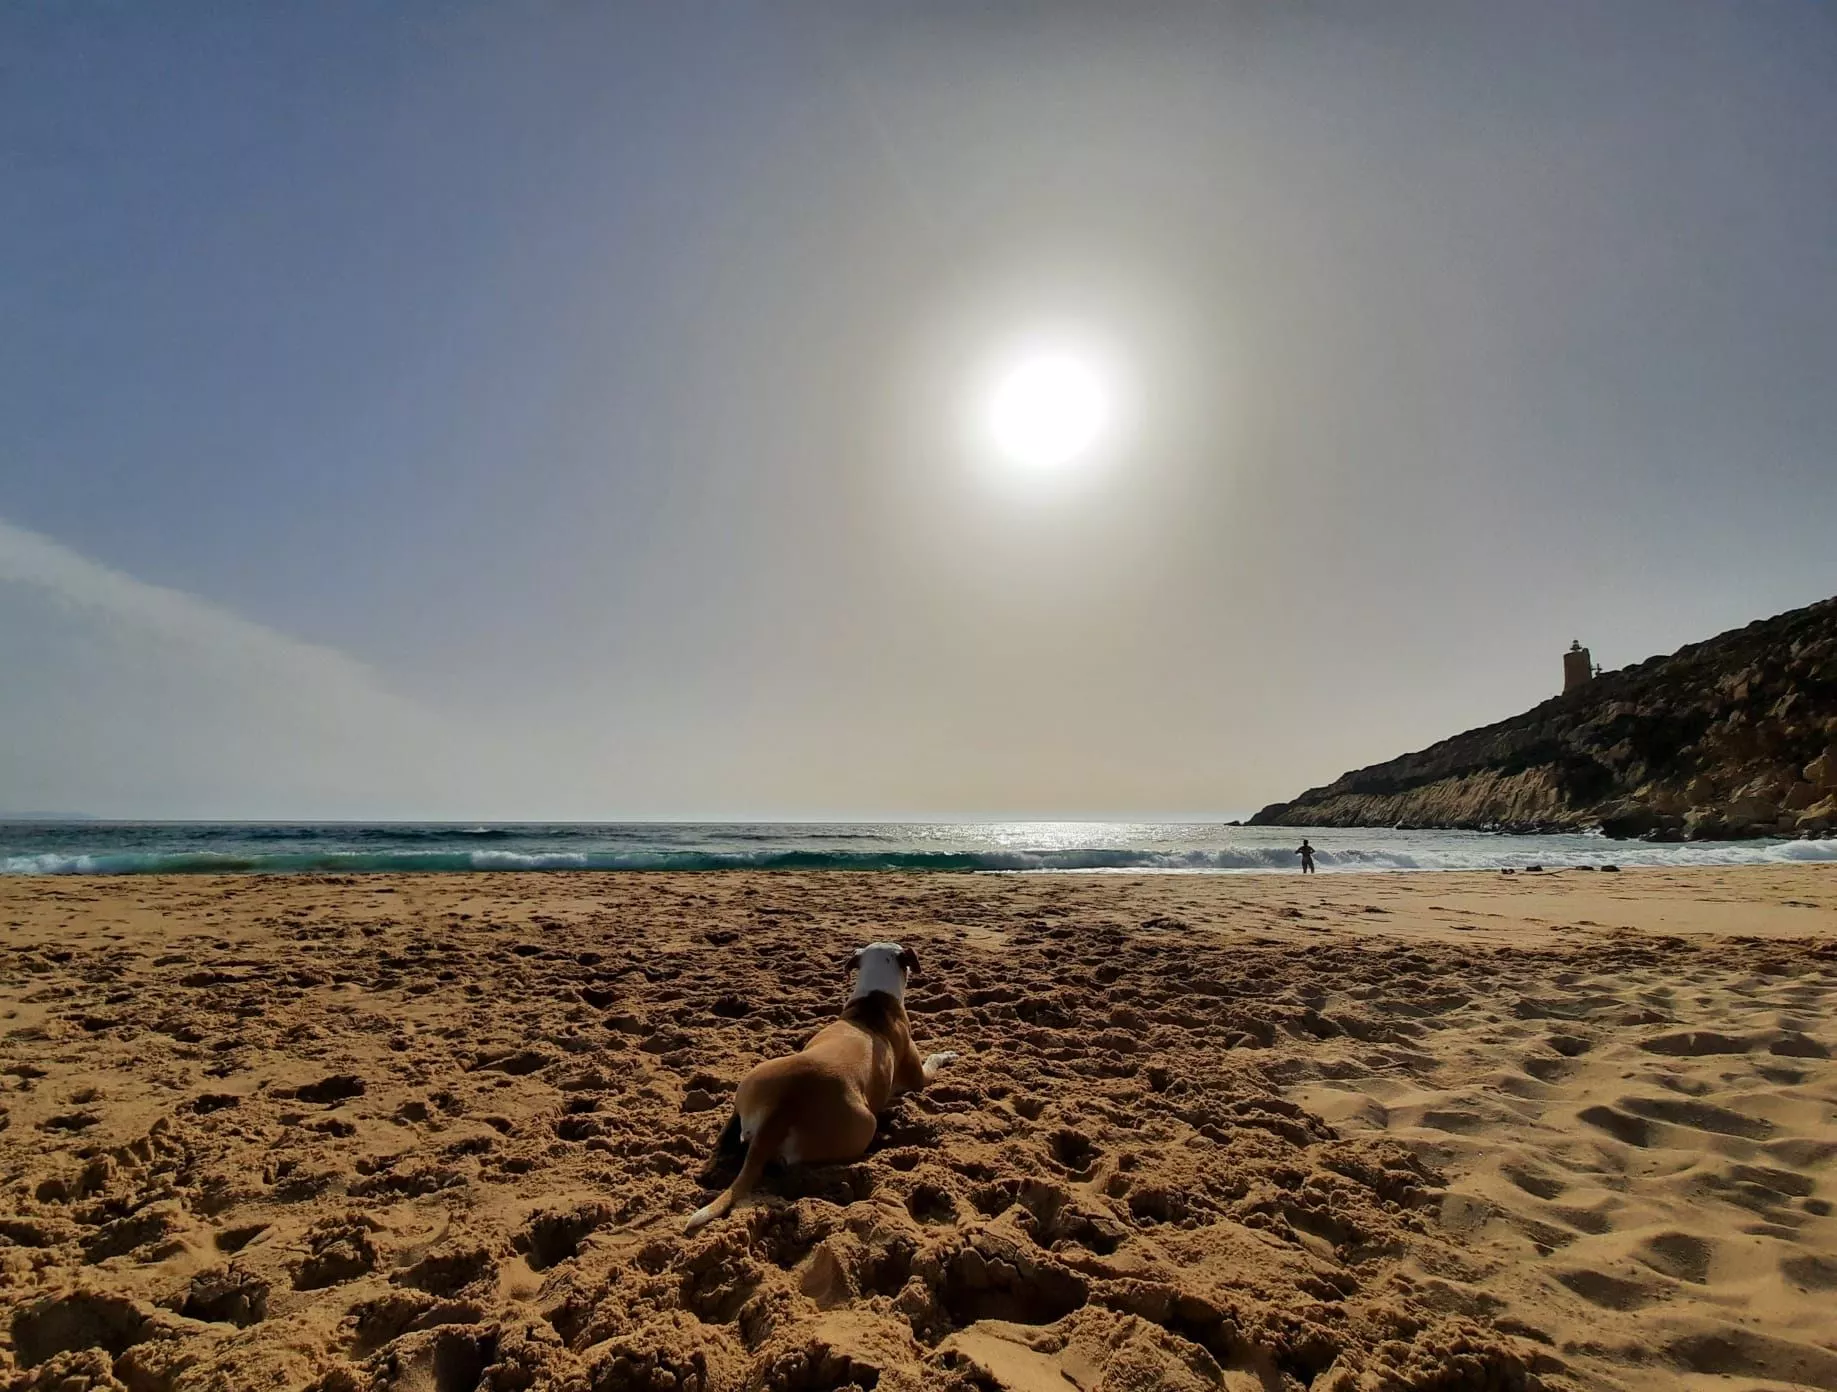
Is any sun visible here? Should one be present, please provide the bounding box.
[983,346,1116,470]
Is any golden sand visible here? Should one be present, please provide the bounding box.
[1,866,1833,1391]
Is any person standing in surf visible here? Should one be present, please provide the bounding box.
[1296,839,1317,874]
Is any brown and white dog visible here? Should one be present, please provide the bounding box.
[684,942,956,1233]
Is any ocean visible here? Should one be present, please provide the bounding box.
[0,821,1831,876]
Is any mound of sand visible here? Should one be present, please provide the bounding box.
[0,868,1832,1391]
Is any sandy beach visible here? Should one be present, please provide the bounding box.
[2,865,1833,1392]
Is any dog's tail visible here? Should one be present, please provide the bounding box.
[684,1107,792,1234]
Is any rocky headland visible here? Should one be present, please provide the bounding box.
[1251,595,1837,840]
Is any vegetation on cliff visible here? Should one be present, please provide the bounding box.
[1250,596,1837,840]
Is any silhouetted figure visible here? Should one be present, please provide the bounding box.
[1296,839,1316,874]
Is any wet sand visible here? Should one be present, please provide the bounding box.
[1,865,1833,1391]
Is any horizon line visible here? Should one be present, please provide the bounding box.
[0,813,1261,827]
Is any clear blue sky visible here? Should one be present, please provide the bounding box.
[4,3,1834,818]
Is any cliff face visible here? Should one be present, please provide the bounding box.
[1250,596,1837,840]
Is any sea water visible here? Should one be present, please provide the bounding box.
[0,821,1831,876]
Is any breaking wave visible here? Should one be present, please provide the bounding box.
[3,838,1832,877]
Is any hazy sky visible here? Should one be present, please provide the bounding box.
[4,3,1834,820]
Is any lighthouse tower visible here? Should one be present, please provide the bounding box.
[1563,640,1593,694]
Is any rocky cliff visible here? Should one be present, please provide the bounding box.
[1250,595,1837,840]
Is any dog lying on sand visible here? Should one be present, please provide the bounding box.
[685,942,956,1233]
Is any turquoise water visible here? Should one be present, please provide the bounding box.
[0,821,1830,876]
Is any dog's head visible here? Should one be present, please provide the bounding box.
[847,941,919,1002]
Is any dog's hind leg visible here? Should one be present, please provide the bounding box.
[696,1111,745,1184]
[685,1108,792,1234]
[714,1111,743,1161]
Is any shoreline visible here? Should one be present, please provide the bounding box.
[5,862,1836,944]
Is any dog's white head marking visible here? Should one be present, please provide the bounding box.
[848,941,918,1003]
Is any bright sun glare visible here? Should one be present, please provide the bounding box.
[984,347,1116,470]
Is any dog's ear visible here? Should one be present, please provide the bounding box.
[845,947,864,975]
[898,947,920,975]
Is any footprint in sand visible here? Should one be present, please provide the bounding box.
[1501,1164,1566,1200]
[1555,1267,1666,1311]
[1572,1109,1660,1153]
[1636,1231,1713,1284]
[1521,1055,1575,1084]
[1782,1253,1837,1291]
[1619,1095,1776,1141]
[1639,1029,1753,1056]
